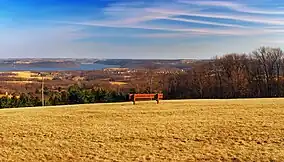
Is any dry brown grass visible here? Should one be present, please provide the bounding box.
[1,99,284,161]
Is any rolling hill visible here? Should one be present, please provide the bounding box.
[0,99,284,161]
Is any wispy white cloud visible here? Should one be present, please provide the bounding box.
[52,1,284,39]
[112,12,247,29]
[163,17,248,28]
[55,21,212,35]
[147,8,284,25]
[56,19,284,39]
[179,0,284,15]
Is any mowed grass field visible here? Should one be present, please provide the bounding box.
[1,99,284,161]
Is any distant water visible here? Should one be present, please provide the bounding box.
[0,63,118,72]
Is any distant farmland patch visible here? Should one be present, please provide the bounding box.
[2,81,37,84]
[9,71,53,80]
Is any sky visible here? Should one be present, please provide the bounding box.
[0,0,284,59]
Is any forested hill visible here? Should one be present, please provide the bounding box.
[95,59,206,69]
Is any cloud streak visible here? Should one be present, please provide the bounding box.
[57,20,245,35]
[56,19,284,38]
[147,8,284,25]
[180,0,284,15]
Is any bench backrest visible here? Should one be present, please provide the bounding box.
[129,93,163,100]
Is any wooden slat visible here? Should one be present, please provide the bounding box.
[135,94,155,97]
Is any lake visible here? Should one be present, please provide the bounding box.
[0,63,118,72]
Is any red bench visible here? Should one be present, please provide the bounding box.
[129,93,163,104]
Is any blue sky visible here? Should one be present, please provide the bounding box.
[0,0,284,59]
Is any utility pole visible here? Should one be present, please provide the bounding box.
[41,75,45,106]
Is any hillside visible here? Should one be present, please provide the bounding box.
[1,99,284,161]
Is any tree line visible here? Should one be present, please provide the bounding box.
[0,85,127,108]
[164,46,284,99]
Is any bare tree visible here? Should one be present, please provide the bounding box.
[217,54,249,98]
[253,47,283,96]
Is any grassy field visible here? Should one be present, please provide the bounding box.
[1,99,284,161]
[9,71,53,80]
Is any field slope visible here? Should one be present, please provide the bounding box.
[1,99,284,161]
